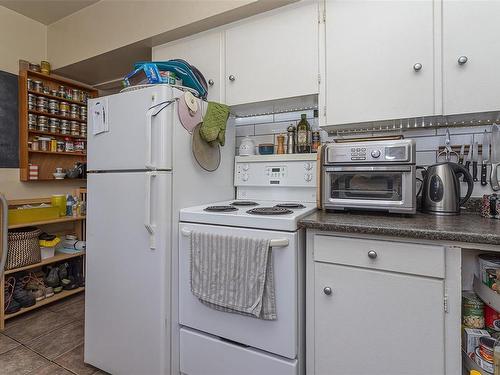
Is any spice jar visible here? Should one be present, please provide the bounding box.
[74,140,85,152]
[27,78,34,91]
[38,137,50,152]
[58,86,66,98]
[60,120,70,135]
[72,89,80,101]
[37,116,48,132]
[48,99,59,115]
[28,113,37,130]
[50,138,57,152]
[56,141,65,152]
[64,137,74,152]
[36,96,48,112]
[51,89,58,97]
[40,61,50,75]
[70,121,80,136]
[31,138,39,151]
[29,63,41,72]
[49,118,59,133]
[79,124,87,137]
[33,80,43,93]
[60,101,70,115]
[28,94,36,110]
[42,86,50,95]
[80,106,87,117]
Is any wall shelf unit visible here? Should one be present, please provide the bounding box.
[19,68,97,181]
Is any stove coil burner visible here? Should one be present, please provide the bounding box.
[246,207,293,215]
[204,205,238,212]
[274,203,306,209]
[230,201,259,206]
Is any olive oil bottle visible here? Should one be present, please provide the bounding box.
[296,113,311,153]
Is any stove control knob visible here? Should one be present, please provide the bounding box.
[304,173,313,182]
[242,173,249,182]
[242,164,250,171]
[304,162,313,170]
[371,150,381,158]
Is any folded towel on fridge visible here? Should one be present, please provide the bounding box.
[190,231,276,320]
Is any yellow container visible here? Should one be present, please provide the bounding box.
[51,194,66,217]
[8,205,60,225]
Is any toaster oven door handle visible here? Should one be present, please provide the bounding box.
[324,165,413,172]
[181,228,289,248]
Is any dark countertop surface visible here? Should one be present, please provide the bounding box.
[299,210,500,246]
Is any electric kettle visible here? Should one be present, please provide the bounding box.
[421,162,474,215]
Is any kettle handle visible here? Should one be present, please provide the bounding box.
[452,162,474,206]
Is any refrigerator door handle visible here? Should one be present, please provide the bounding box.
[144,171,157,249]
[145,109,155,170]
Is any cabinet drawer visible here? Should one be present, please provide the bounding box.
[180,328,298,375]
[313,235,445,278]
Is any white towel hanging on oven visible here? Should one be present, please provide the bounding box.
[189,231,276,320]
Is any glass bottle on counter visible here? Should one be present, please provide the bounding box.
[311,109,321,153]
[296,113,311,153]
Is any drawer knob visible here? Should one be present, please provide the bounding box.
[229,75,236,81]
[368,250,378,259]
[208,79,214,86]
[413,63,422,71]
[323,286,332,295]
[458,56,468,65]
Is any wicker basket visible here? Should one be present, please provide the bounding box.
[7,227,42,270]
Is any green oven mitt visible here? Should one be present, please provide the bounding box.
[199,102,230,147]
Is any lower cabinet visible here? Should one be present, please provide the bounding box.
[306,233,461,375]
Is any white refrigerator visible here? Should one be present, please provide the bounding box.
[84,85,235,375]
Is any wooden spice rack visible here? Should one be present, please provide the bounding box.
[0,193,87,330]
[19,68,98,181]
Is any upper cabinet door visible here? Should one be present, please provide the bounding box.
[152,31,223,102]
[443,0,500,115]
[324,0,435,126]
[225,2,319,107]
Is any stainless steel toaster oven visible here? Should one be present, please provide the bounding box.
[321,139,416,214]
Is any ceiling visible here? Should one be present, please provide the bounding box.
[0,0,99,25]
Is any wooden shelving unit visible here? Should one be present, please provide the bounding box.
[19,68,97,181]
[0,194,87,330]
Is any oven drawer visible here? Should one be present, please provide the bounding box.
[313,235,445,278]
[180,328,299,375]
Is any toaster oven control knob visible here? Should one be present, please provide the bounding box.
[305,173,313,182]
[323,287,332,296]
[242,173,249,182]
[371,150,381,158]
[304,162,313,170]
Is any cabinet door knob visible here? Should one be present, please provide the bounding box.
[208,79,214,86]
[368,250,378,259]
[458,56,468,65]
[413,63,422,71]
[323,286,332,295]
[228,75,236,82]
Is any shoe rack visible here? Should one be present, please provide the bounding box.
[0,191,86,330]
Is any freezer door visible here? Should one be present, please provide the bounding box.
[88,85,178,171]
[85,171,172,375]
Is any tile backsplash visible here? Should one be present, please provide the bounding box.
[233,110,496,197]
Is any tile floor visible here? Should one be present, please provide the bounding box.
[0,293,106,375]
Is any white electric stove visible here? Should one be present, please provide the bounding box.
[178,154,317,375]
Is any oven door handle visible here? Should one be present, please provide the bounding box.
[181,228,289,248]
[324,165,412,172]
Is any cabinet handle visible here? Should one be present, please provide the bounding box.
[228,75,236,82]
[367,250,378,259]
[458,56,468,65]
[323,286,332,295]
[208,79,214,86]
[413,63,422,71]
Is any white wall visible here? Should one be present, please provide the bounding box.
[0,5,83,200]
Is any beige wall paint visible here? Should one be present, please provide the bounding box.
[47,0,257,70]
[0,6,83,200]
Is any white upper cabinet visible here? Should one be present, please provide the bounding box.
[152,31,223,102]
[224,2,319,107]
[324,0,436,126]
[442,0,500,115]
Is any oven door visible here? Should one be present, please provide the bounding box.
[178,222,301,360]
[323,165,416,212]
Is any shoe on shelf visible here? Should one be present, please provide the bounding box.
[58,263,68,281]
[22,272,47,302]
[45,266,60,288]
[72,257,85,287]
[62,262,78,290]
[13,274,36,308]
[4,277,20,314]
[44,286,54,298]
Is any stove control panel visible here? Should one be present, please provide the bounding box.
[235,159,316,187]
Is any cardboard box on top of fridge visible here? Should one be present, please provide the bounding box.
[462,327,491,354]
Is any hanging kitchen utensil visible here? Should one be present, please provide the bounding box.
[491,123,500,191]
[438,129,459,162]
[192,123,220,172]
[458,144,465,164]
[481,129,490,186]
[472,140,479,182]
[178,91,202,134]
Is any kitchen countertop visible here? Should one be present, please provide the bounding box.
[299,210,500,246]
